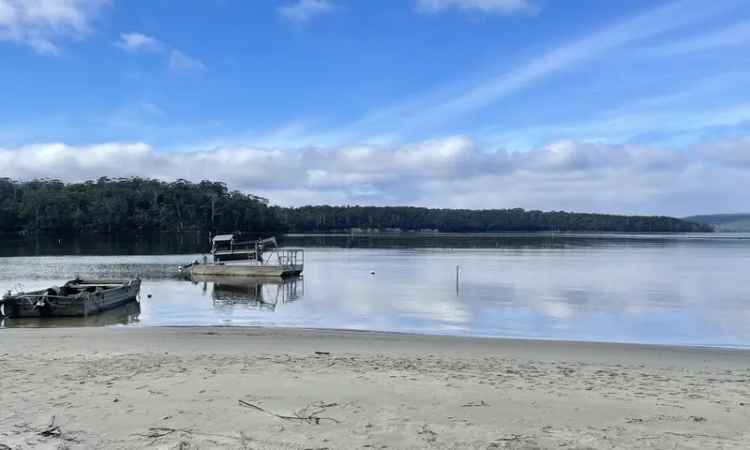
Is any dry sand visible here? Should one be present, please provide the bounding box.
[1,327,749,449]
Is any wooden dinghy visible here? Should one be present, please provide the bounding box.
[1,278,141,318]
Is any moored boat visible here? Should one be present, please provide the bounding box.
[0,278,141,319]
[179,235,303,278]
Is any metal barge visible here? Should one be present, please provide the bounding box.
[0,278,141,319]
[179,235,303,278]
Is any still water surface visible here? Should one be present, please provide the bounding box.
[1,233,749,347]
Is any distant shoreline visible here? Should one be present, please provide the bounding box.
[1,178,713,235]
[2,229,722,238]
[3,229,741,259]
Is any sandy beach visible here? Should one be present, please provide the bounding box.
[1,327,749,449]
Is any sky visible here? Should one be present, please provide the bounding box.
[1,0,749,216]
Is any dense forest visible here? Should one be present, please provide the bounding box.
[0,178,712,234]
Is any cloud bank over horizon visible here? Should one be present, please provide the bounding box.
[2,137,747,217]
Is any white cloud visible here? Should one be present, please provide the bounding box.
[1,137,748,216]
[695,137,750,167]
[415,0,536,15]
[168,49,206,72]
[279,0,333,23]
[0,0,106,54]
[115,32,162,52]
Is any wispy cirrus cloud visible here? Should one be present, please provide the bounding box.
[2,137,748,215]
[0,0,107,54]
[415,0,537,15]
[344,0,746,141]
[279,0,333,23]
[115,32,162,52]
[640,19,750,56]
[115,31,206,72]
[168,49,205,72]
[481,96,750,152]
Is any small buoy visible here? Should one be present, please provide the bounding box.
[147,294,152,298]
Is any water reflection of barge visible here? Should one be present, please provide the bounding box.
[190,275,304,311]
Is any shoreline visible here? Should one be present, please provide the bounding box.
[5,323,750,352]
[4,325,750,364]
[141,324,750,351]
[2,326,749,449]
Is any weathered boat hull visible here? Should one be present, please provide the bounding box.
[1,279,141,318]
[2,300,141,327]
[189,264,303,278]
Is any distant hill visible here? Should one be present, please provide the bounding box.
[684,214,750,232]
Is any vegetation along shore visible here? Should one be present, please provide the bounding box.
[0,178,711,235]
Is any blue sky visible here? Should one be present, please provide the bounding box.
[1,0,749,215]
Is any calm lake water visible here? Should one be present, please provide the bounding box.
[1,233,749,348]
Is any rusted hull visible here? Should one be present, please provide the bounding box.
[190,264,303,278]
[1,279,141,318]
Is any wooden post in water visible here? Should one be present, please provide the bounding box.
[456,265,460,295]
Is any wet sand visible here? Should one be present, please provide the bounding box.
[1,327,749,449]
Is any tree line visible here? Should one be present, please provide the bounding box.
[0,177,712,234]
